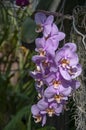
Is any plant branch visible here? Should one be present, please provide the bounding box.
[36,9,73,20]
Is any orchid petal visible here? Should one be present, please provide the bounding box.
[35,13,47,25]
[31,104,40,115]
[37,99,48,110]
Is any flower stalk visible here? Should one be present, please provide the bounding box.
[30,12,82,126]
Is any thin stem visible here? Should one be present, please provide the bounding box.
[36,9,73,20]
[72,16,86,50]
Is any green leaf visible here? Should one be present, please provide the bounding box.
[3,106,31,130]
[21,17,38,43]
[27,112,31,130]
[37,126,56,130]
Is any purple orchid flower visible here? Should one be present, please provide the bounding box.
[41,23,65,52]
[30,68,45,98]
[35,13,65,43]
[37,99,63,117]
[32,55,46,65]
[31,13,82,126]
[44,72,64,89]
[31,104,47,126]
[32,51,56,78]
[43,23,65,50]
[55,43,82,80]
[31,98,63,126]
[35,37,55,56]
[44,71,80,90]
[35,12,54,37]
[44,83,72,104]
[16,0,29,6]
[31,57,50,78]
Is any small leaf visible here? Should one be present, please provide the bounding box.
[21,17,38,43]
[37,126,56,130]
[3,106,31,130]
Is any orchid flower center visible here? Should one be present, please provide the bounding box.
[54,94,63,103]
[46,108,55,117]
[42,61,50,67]
[35,24,43,33]
[61,59,70,68]
[34,115,42,123]
[39,49,46,56]
[52,80,61,88]
[36,80,43,88]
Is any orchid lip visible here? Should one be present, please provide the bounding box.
[60,58,70,68]
[39,49,46,56]
[46,108,55,117]
[54,94,63,103]
[34,115,42,123]
[52,80,61,88]
[35,24,43,33]
[36,80,43,88]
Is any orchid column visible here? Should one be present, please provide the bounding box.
[30,12,82,126]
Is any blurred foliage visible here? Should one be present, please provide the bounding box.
[21,17,38,43]
[0,1,36,130]
[37,126,56,130]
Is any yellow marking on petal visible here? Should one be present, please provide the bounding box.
[61,59,70,67]
[52,80,61,88]
[54,95,63,103]
[39,49,46,56]
[46,108,55,117]
[40,51,45,56]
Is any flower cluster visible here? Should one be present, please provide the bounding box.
[30,12,82,126]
